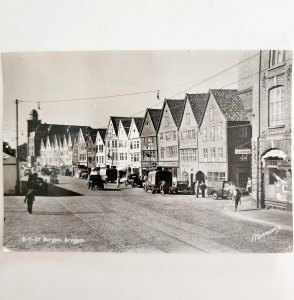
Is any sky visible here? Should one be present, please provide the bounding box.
[2,51,240,147]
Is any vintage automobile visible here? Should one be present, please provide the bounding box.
[124,174,143,188]
[172,181,193,194]
[41,167,52,176]
[79,170,89,180]
[207,181,231,200]
[145,170,173,194]
[87,174,104,190]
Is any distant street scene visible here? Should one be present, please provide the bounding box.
[2,50,293,253]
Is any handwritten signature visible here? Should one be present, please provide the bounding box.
[252,225,281,242]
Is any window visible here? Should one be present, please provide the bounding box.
[130,142,133,149]
[270,50,286,67]
[203,148,208,161]
[211,147,216,162]
[114,141,117,148]
[112,141,114,148]
[209,107,214,121]
[125,153,127,160]
[165,115,169,127]
[218,147,223,161]
[269,86,285,127]
[210,126,215,141]
[240,126,248,138]
[202,128,207,142]
[192,129,196,140]
[173,131,177,141]
[146,122,149,129]
[160,147,165,159]
[160,133,163,140]
[186,113,190,125]
[192,149,197,161]
[217,124,222,140]
[137,140,139,148]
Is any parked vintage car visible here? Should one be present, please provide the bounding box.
[79,170,88,180]
[172,181,193,194]
[145,170,173,194]
[207,181,247,199]
[87,174,104,190]
[207,181,231,200]
[41,167,52,176]
[125,174,143,188]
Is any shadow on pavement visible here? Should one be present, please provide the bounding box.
[21,181,84,197]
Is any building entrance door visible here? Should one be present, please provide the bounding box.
[238,172,249,188]
[196,171,205,183]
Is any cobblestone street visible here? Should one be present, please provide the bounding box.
[4,176,293,253]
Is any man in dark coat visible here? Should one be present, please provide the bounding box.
[199,181,207,198]
[24,189,35,214]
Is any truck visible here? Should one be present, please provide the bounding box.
[99,167,118,183]
[145,170,173,194]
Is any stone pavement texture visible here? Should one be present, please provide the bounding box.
[3,176,293,253]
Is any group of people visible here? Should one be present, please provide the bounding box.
[193,180,207,198]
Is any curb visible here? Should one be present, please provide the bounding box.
[222,206,293,232]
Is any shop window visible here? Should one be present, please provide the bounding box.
[269,168,286,185]
[269,86,285,127]
[270,50,286,67]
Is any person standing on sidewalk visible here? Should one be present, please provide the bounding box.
[194,180,199,198]
[246,177,252,194]
[233,187,242,212]
[116,173,120,189]
[199,181,206,198]
[160,180,166,196]
[24,188,35,214]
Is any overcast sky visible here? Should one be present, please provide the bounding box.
[2,51,240,147]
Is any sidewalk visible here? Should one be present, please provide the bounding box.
[222,196,293,231]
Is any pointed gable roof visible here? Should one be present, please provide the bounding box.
[121,118,132,135]
[133,117,144,133]
[148,108,162,131]
[166,99,185,127]
[109,116,133,135]
[186,93,208,126]
[209,89,248,122]
[97,128,107,143]
[80,126,93,143]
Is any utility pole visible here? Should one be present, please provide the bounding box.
[15,99,20,195]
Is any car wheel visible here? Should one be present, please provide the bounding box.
[212,192,218,200]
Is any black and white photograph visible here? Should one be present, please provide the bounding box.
[2,50,293,253]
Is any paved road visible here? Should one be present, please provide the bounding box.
[4,176,293,253]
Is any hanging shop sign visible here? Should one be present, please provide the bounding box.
[261,128,291,137]
[235,148,251,155]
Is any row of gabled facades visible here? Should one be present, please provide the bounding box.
[27,50,292,211]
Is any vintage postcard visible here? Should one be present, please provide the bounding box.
[2,51,293,253]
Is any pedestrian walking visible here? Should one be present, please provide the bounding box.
[199,181,206,198]
[160,180,166,196]
[44,179,48,195]
[229,182,235,201]
[246,177,252,194]
[116,174,120,189]
[233,187,242,212]
[24,188,35,214]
